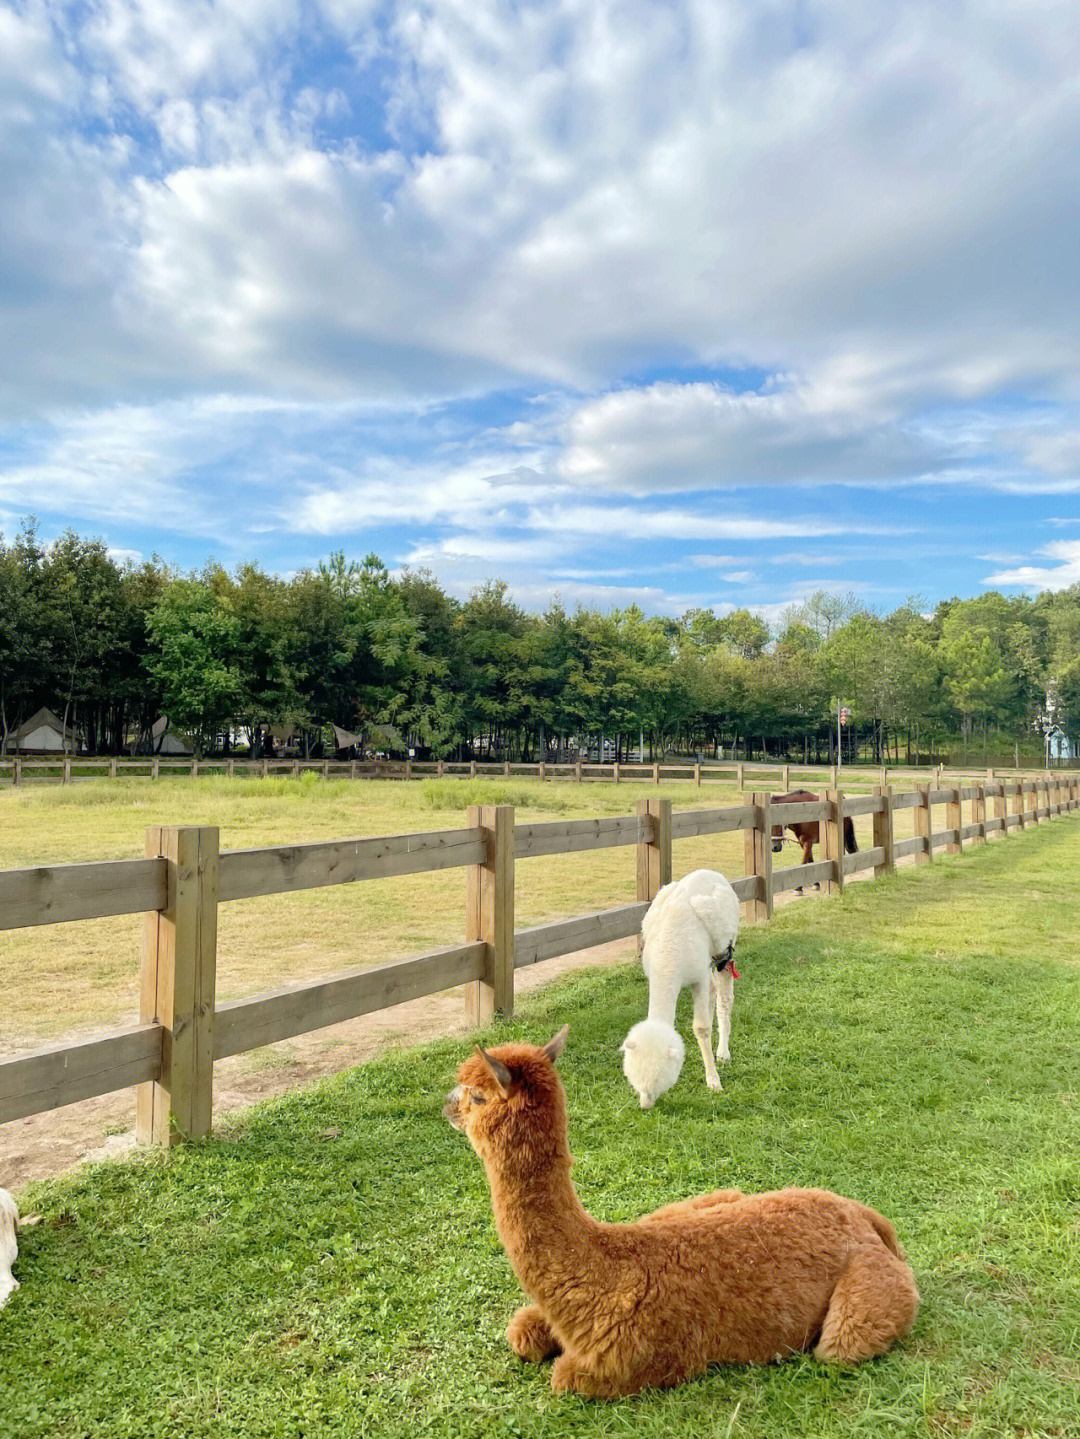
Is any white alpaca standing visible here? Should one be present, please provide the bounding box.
[0,1189,18,1309]
[621,869,741,1108]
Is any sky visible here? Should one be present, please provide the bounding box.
[2,0,1080,624]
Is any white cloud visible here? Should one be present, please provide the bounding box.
[557,378,949,492]
[984,540,1080,590]
[501,578,697,614]
[4,0,1080,437]
[107,545,144,565]
[765,552,842,567]
[4,0,1080,601]
[1017,430,1080,477]
[525,502,881,542]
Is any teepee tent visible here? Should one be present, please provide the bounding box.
[151,715,194,756]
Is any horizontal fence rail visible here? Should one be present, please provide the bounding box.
[2,777,1077,1134]
[3,754,1076,793]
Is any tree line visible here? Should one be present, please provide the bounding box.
[1,521,1077,764]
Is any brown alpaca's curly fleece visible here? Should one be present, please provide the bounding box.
[444,1026,918,1399]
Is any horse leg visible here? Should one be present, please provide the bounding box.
[802,834,820,890]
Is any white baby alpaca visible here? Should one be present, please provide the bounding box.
[621,869,740,1108]
[0,1188,18,1309]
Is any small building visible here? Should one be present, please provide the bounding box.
[12,707,82,754]
[151,715,194,757]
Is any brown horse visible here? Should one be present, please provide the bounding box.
[770,790,857,890]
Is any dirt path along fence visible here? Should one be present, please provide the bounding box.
[2,775,1076,1145]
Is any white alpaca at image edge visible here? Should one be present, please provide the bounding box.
[621,869,741,1108]
[0,1188,18,1309]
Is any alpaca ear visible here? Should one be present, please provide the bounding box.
[668,1043,681,1060]
[541,1024,569,1063]
[474,1045,514,1098]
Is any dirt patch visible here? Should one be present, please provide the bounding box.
[2,938,640,1191]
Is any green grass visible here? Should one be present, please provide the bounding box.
[4,822,1080,1437]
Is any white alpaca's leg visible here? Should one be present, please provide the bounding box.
[691,982,722,1090]
[715,965,734,1063]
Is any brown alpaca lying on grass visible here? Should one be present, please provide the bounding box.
[444,1026,918,1399]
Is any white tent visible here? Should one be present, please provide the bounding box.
[151,715,194,756]
[12,707,80,753]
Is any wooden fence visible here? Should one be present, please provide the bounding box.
[1,754,1071,789]
[1,776,1077,1142]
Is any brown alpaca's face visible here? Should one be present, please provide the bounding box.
[443,1027,569,1156]
[443,1058,511,1153]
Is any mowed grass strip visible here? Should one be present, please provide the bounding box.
[0,773,900,1050]
[3,821,1079,1438]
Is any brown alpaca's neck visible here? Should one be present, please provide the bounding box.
[482,1129,600,1308]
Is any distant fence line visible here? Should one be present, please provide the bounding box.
[2,774,1077,1144]
[1,754,1073,790]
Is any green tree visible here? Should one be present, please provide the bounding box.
[144,581,244,754]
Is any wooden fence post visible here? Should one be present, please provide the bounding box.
[469,760,477,778]
[872,784,894,876]
[464,805,515,1026]
[12,758,20,787]
[538,761,546,783]
[108,758,117,779]
[736,762,744,790]
[946,783,962,854]
[190,759,198,779]
[830,764,838,786]
[322,759,329,779]
[652,762,660,785]
[613,762,620,784]
[1014,780,1026,830]
[973,783,986,845]
[504,761,510,778]
[137,825,219,1146]
[437,759,446,778]
[823,788,845,894]
[575,757,583,783]
[226,758,235,779]
[694,762,701,787]
[743,792,773,922]
[991,783,1004,839]
[261,758,268,778]
[63,757,71,784]
[636,798,672,944]
[782,764,790,791]
[915,783,932,864]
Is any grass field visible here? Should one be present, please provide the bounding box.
[0,772,911,1052]
[3,819,1079,1438]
